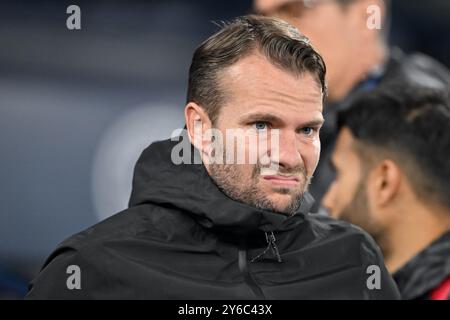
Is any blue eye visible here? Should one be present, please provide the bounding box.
[302,127,313,135]
[254,122,268,130]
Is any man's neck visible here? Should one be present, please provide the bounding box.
[381,203,450,274]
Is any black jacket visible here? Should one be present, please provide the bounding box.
[310,49,450,210]
[26,138,400,299]
[393,230,450,300]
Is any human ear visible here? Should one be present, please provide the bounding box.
[370,159,401,208]
[184,102,213,157]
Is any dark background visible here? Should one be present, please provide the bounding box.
[1,0,449,298]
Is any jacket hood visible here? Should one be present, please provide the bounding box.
[128,133,314,237]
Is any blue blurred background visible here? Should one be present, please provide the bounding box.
[1,0,449,298]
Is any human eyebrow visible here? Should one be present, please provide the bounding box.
[297,118,325,130]
[238,113,284,126]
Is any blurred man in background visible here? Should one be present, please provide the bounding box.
[255,0,450,209]
[323,86,450,300]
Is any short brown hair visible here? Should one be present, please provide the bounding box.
[186,15,327,124]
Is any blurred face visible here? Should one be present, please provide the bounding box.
[208,53,324,215]
[255,0,363,100]
[322,127,380,235]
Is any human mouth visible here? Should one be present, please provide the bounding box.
[262,175,300,187]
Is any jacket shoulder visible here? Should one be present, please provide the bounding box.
[303,213,400,299]
[58,201,194,250]
[26,203,192,299]
[384,50,450,90]
[305,213,377,245]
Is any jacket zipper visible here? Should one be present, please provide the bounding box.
[238,249,266,299]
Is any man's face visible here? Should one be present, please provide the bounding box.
[322,127,380,235]
[255,0,360,100]
[208,53,323,215]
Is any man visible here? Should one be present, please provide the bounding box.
[322,86,450,299]
[255,0,450,207]
[26,15,399,299]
